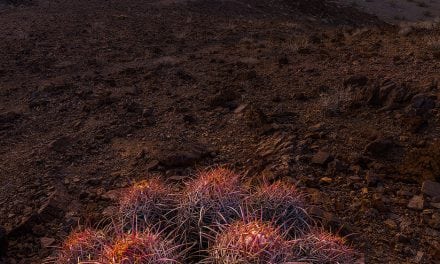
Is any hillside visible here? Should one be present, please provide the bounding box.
[0,0,439,263]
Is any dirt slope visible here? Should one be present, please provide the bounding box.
[0,0,439,263]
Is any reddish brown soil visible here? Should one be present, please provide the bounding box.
[0,0,439,263]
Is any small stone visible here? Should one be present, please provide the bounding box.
[364,138,395,157]
[365,171,379,186]
[431,202,440,209]
[48,136,72,153]
[421,180,440,198]
[327,159,346,175]
[343,75,368,88]
[159,144,211,168]
[398,27,412,36]
[397,190,413,197]
[407,195,425,210]
[428,213,440,229]
[414,251,424,263]
[37,189,71,221]
[146,160,159,171]
[309,123,324,132]
[306,188,321,204]
[311,151,332,165]
[308,206,325,218]
[40,237,55,248]
[384,219,398,229]
[234,104,249,114]
[349,176,362,182]
[409,93,437,114]
[32,225,45,236]
[101,189,124,201]
[319,177,333,184]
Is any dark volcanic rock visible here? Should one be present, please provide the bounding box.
[48,136,73,153]
[344,75,368,89]
[364,138,395,157]
[407,93,437,115]
[422,180,440,198]
[159,144,211,168]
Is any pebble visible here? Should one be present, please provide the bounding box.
[384,219,398,229]
[40,237,55,248]
[429,213,440,229]
[407,195,425,210]
[311,150,332,165]
[319,177,333,184]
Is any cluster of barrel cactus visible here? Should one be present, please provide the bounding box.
[52,167,359,263]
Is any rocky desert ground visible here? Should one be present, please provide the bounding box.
[0,0,439,263]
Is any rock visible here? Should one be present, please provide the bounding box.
[307,206,325,218]
[384,219,398,229]
[309,123,324,132]
[31,225,45,236]
[327,159,347,175]
[370,193,387,212]
[398,26,412,36]
[397,190,413,197]
[40,237,55,248]
[242,105,269,130]
[161,151,204,168]
[407,195,425,210]
[306,188,322,204]
[344,75,368,89]
[311,150,332,165]
[101,189,124,201]
[428,213,440,229]
[146,159,160,171]
[234,103,249,114]
[379,84,411,111]
[365,171,379,186]
[10,185,79,238]
[37,189,70,221]
[421,180,440,197]
[48,136,72,153]
[0,226,6,256]
[319,177,333,184]
[307,206,350,235]
[364,138,395,157]
[414,251,425,263]
[158,143,211,168]
[355,255,366,264]
[209,88,239,109]
[408,93,437,115]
